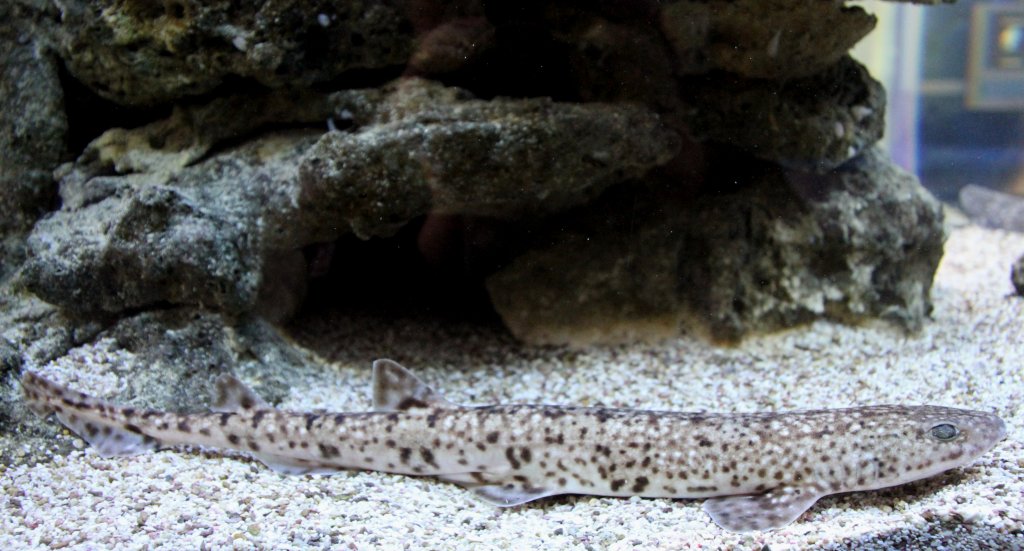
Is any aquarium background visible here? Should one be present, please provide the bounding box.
[855,1,1024,201]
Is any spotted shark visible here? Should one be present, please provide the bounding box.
[21,359,1006,532]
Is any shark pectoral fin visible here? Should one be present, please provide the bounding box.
[212,375,269,413]
[702,486,823,533]
[55,411,161,457]
[371,359,456,412]
[471,484,557,507]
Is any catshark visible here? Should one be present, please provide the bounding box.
[21,359,1006,532]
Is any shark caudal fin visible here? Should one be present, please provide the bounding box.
[371,359,455,411]
[20,371,161,457]
[20,371,62,417]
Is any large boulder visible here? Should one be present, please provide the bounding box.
[681,56,886,173]
[487,148,944,344]
[0,1,67,279]
[22,78,679,317]
[24,131,318,317]
[300,79,680,239]
[660,0,877,79]
[53,0,415,106]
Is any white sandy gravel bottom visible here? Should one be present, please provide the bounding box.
[2,224,1023,551]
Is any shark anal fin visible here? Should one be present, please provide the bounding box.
[703,485,823,532]
[212,374,268,413]
[436,469,557,507]
[372,359,455,412]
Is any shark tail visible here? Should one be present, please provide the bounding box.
[20,371,163,456]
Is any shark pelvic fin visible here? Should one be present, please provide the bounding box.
[703,485,823,532]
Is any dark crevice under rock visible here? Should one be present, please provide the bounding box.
[298,218,503,323]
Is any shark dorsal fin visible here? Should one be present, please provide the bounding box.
[372,359,455,411]
[212,374,269,413]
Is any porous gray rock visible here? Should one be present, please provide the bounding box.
[658,0,953,82]
[487,148,944,345]
[23,130,321,317]
[681,56,886,173]
[4,0,957,359]
[485,183,692,346]
[54,0,415,106]
[22,78,678,317]
[27,183,262,315]
[81,89,334,176]
[300,78,680,239]
[100,309,311,409]
[679,148,943,341]
[659,0,877,79]
[0,291,102,375]
[0,1,67,278]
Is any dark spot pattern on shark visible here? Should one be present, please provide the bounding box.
[19,359,1007,533]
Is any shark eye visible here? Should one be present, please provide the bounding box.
[929,423,959,441]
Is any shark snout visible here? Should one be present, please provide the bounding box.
[990,414,1008,442]
[974,412,1008,450]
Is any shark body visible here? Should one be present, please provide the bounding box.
[21,359,1006,532]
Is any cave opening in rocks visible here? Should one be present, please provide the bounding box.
[294,214,507,325]
[58,62,173,158]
